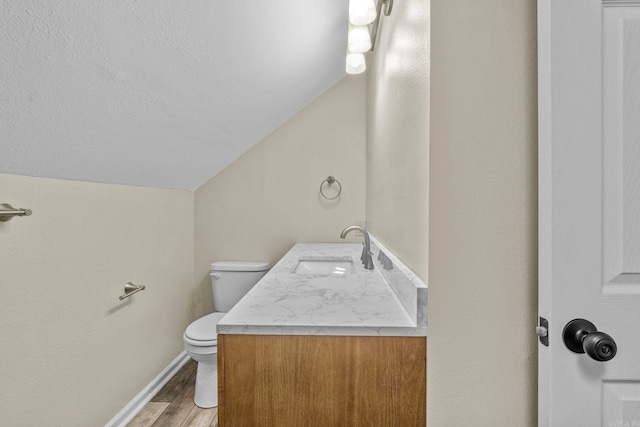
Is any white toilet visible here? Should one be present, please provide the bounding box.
[183,261,269,408]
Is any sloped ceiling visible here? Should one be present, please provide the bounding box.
[0,0,347,190]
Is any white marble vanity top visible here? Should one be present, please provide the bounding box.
[217,239,428,336]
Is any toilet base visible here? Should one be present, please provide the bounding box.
[189,353,218,408]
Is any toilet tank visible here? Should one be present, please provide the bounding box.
[210,261,270,312]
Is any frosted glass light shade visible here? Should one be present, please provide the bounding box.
[346,52,366,74]
[349,0,377,26]
[348,23,372,53]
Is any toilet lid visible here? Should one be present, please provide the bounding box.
[184,312,226,342]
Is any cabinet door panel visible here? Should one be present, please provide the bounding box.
[218,334,426,427]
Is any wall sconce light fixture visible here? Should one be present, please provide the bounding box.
[345,0,394,74]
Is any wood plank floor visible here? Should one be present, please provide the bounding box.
[127,359,218,427]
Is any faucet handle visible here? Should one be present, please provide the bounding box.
[363,253,374,270]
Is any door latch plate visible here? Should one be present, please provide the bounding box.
[537,316,549,347]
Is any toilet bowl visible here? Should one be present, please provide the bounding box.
[183,312,225,408]
[183,261,269,408]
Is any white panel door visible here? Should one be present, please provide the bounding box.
[539,0,640,426]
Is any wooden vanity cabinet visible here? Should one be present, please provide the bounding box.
[218,334,426,427]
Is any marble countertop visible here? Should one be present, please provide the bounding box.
[217,241,428,336]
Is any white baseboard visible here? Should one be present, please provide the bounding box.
[105,351,191,427]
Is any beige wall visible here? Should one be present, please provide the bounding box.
[366,0,430,282]
[194,76,367,317]
[429,0,538,426]
[0,174,194,426]
[0,2,539,424]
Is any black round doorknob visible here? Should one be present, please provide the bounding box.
[562,319,617,362]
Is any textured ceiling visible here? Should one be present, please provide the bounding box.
[0,0,347,190]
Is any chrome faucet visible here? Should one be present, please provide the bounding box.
[340,225,374,270]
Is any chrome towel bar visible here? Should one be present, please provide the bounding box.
[0,204,32,222]
[119,282,146,300]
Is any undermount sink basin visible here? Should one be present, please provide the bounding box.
[294,257,355,276]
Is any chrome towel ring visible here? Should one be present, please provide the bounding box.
[320,176,342,200]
